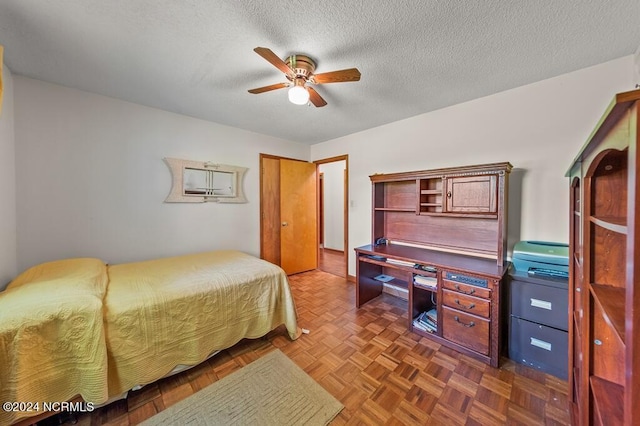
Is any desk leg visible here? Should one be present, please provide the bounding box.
[356,260,383,307]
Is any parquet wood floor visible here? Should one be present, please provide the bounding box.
[319,247,346,278]
[45,270,570,425]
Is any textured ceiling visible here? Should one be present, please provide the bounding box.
[1,0,639,144]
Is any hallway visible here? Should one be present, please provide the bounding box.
[318,247,346,278]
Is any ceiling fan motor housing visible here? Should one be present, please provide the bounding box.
[286,55,316,80]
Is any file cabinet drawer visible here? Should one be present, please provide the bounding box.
[510,274,568,331]
[509,316,568,379]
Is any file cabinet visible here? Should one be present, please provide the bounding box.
[508,272,568,379]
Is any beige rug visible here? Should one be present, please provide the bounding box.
[141,349,343,426]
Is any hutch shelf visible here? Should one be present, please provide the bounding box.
[355,162,511,367]
[567,89,640,425]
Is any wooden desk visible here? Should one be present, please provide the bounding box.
[355,243,507,367]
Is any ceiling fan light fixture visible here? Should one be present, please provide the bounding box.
[249,47,360,107]
[288,79,309,105]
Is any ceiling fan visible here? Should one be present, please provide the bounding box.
[248,47,361,107]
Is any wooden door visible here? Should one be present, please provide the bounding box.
[280,159,317,274]
[260,155,317,275]
[261,157,281,266]
[445,175,497,213]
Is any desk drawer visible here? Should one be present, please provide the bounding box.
[442,306,489,355]
[442,289,490,318]
[442,279,491,299]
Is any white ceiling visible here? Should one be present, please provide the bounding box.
[1,1,639,144]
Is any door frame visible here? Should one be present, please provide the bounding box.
[314,155,349,279]
[319,172,324,247]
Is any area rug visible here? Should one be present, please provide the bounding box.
[140,349,343,426]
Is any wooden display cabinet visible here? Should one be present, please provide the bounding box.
[356,162,511,367]
[567,89,640,425]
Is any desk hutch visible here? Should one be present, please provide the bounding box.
[567,89,640,425]
[355,162,511,367]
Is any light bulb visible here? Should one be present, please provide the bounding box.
[288,85,309,105]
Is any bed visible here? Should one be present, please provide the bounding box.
[103,250,300,395]
[0,250,300,425]
[0,258,110,425]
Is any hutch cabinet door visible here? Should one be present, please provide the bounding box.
[444,175,497,213]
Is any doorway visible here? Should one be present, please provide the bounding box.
[259,153,348,279]
[315,155,348,278]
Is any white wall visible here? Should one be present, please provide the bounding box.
[319,160,345,251]
[10,56,637,276]
[0,64,16,289]
[13,77,309,272]
[311,56,635,276]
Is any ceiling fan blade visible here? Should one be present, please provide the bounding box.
[248,82,289,94]
[254,47,295,78]
[307,87,327,107]
[311,68,361,84]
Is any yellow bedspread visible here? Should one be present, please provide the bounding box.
[0,258,110,426]
[104,250,299,396]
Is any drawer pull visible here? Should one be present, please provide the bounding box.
[594,339,603,346]
[530,298,552,310]
[530,337,552,351]
[453,316,475,328]
[454,299,475,310]
[454,284,475,295]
